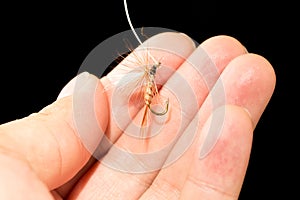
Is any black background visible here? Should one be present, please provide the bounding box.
[0,1,297,199]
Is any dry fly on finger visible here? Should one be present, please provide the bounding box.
[105,44,169,140]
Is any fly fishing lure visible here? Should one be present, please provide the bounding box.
[110,0,170,137]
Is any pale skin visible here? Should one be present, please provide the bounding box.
[0,33,276,199]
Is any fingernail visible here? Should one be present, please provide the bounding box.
[243,107,254,128]
[179,32,197,48]
[70,72,103,154]
[57,72,92,100]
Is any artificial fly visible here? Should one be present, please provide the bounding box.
[123,0,169,138]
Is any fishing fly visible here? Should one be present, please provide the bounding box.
[111,0,170,138]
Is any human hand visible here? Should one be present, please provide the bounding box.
[0,33,275,199]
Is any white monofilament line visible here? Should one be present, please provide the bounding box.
[123,0,159,64]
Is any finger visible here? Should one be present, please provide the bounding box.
[138,35,249,199]
[151,53,275,199]
[180,105,253,199]
[67,32,197,199]
[0,72,108,189]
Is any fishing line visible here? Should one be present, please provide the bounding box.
[123,0,143,45]
[123,0,158,63]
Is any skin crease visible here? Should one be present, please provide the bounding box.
[0,33,275,200]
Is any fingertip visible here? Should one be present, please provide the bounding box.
[201,35,246,52]
[57,72,91,100]
[200,35,248,72]
[243,53,276,84]
[141,31,197,57]
[222,53,276,126]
